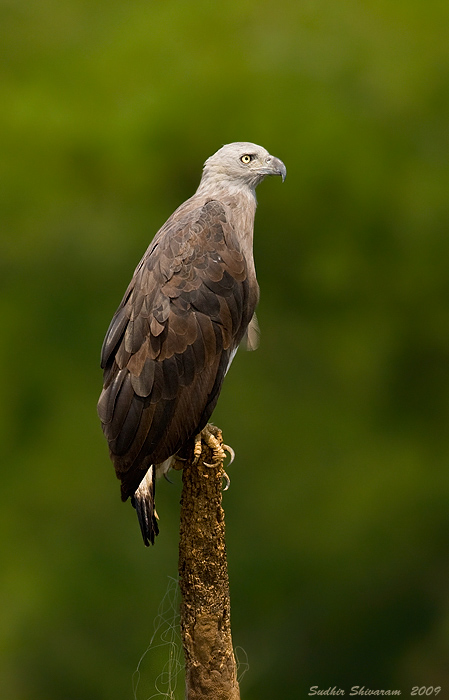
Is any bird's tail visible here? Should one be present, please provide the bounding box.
[131,466,159,546]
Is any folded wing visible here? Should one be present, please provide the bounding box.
[97,200,258,499]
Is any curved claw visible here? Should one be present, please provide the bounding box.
[223,444,235,466]
[203,444,235,469]
[222,470,231,491]
[202,461,231,489]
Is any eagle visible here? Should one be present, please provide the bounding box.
[97,142,286,545]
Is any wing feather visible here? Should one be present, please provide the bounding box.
[196,312,217,362]
[178,344,196,387]
[103,372,134,441]
[100,304,130,370]
[162,356,179,400]
[149,361,165,404]
[130,357,155,398]
[111,397,144,456]
[188,285,221,319]
[97,368,126,423]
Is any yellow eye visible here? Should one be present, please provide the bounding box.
[240,154,252,164]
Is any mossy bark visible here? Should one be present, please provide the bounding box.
[178,425,240,700]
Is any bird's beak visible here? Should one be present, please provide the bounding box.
[268,156,287,182]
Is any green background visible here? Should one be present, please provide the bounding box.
[2,1,449,697]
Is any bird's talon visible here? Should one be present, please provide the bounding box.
[223,470,231,491]
[223,444,235,465]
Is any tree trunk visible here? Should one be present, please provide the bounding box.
[178,424,241,700]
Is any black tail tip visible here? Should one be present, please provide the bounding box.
[131,493,159,546]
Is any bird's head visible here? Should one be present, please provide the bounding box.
[201,142,286,192]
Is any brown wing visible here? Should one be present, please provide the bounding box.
[97,200,258,499]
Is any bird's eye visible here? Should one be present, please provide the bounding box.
[240,154,252,164]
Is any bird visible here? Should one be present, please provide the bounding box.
[97,142,286,545]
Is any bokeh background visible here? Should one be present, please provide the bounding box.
[2,1,449,698]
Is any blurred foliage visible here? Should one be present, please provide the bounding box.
[1,0,449,698]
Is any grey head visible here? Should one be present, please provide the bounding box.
[201,142,286,192]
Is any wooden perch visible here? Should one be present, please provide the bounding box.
[178,424,241,700]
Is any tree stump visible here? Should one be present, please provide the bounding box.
[178,424,241,700]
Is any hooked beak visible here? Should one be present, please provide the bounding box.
[267,155,287,182]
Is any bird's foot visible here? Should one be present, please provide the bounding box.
[192,424,226,466]
[192,424,234,489]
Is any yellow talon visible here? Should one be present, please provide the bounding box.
[222,470,231,491]
[191,425,235,491]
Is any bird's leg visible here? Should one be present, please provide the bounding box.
[193,424,235,490]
